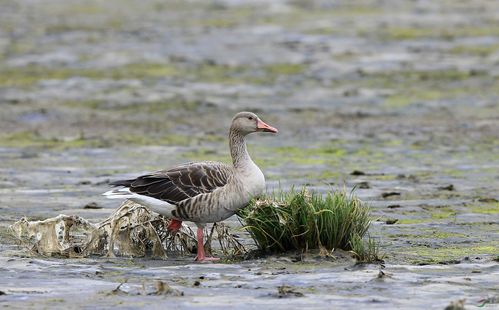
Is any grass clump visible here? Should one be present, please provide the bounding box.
[238,188,381,261]
[349,234,384,263]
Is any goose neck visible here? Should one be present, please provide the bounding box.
[229,130,252,169]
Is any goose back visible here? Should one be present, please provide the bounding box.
[110,161,232,205]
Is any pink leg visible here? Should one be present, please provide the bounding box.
[195,226,219,262]
[167,219,183,233]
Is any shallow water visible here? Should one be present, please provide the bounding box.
[1,0,498,308]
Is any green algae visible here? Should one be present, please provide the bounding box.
[428,231,467,239]
[116,133,193,147]
[0,130,196,149]
[390,231,467,239]
[407,244,499,264]
[0,61,303,88]
[112,63,178,79]
[250,145,347,168]
[381,25,499,40]
[382,27,456,40]
[195,13,248,29]
[367,69,484,85]
[430,207,457,220]
[67,98,202,114]
[65,99,103,110]
[0,63,178,87]
[174,5,256,29]
[468,202,499,215]
[315,169,343,180]
[263,4,381,31]
[0,131,107,149]
[441,169,467,178]
[350,68,496,108]
[448,44,499,57]
[264,63,305,76]
[397,218,431,225]
[271,145,342,157]
[383,89,450,108]
[397,206,462,223]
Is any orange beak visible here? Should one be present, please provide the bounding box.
[257,119,278,133]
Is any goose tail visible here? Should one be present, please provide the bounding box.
[102,187,135,199]
[102,187,176,217]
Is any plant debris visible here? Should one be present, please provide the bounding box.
[356,181,370,189]
[382,192,401,198]
[274,285,304,298]
[83,202,102,209]
[444,299,466,310]
[349,234,385,264]
[108,280,183,296]
[438,184,455,191]
[149,281,184,296]
[477,197,498,203]
[9,200,244,259]
[385,218,398,225]
[108,281,130,296]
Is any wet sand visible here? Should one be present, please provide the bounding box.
[1,0,498,308]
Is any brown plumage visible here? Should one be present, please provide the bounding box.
[109,162,231,205]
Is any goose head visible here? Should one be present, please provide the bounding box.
[231,112,278,135]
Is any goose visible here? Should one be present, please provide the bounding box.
[103,111,278,261]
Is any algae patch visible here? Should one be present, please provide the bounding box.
[0,63,178,87]
[407,244,499,265]
[0,131,111,149]
[380,25,499,40]
[0,61,306,88]
[468,202,499,215]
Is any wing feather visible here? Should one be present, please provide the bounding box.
[112,162,232,204]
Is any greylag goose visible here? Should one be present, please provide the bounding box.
[103,112,278,261]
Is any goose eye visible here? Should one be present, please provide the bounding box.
[248,116,253,120]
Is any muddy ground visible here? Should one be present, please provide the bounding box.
[0,0,498,309]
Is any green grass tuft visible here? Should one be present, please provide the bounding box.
[237,188,380,261]
[349,234,384,263]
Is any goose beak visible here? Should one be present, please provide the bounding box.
[257,119,278,133]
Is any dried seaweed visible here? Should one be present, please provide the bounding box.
[9,200,245,259]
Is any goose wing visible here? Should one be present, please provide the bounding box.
[110,161,232,204]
